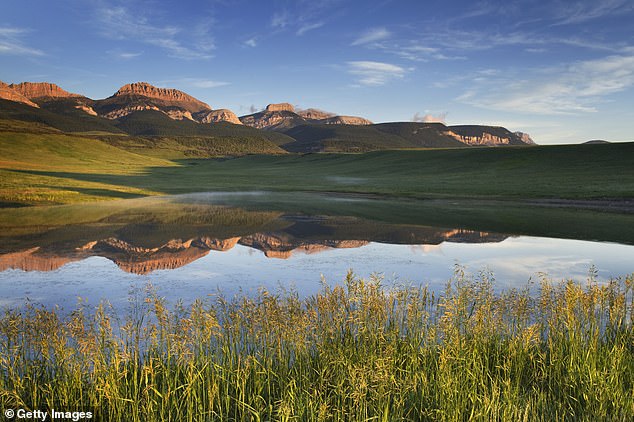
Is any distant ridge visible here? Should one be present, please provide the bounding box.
[0,78,537,151]
[239,102,372,130]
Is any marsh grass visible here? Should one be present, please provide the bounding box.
[1,270,633,421]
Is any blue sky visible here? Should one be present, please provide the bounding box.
[1,0,633,144]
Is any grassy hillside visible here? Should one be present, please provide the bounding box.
[114,110,293,143]
[0,131,173,205]
[112,142,633,201]
[4,136,633,206]
[283,122,481,152]
[97,135,286,158]
[374,122,466,148]
[283,124,413,152]
[0,99,125,134]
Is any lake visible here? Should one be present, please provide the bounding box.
[1,192,633,311]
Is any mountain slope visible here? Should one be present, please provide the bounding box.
[240,103,373,131]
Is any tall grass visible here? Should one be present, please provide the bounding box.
[1,270,633,421]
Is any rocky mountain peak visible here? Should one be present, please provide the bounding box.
[0,81,40,108]
[196,109,243,125]
[9,82,81,99]
[265,103,295,112]
[113,82,211,112]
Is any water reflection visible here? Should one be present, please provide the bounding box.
[0,192,632,309]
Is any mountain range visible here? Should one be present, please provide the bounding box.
[0,80,535,154]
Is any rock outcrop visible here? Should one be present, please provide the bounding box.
[266,103,295,112]
[0,81,39,108]
[241,104,372,131]
[113,82,211,113]
[9,82,82,100]
[448,125,535,146]
[196,109,243,125]
[514,131,535,145]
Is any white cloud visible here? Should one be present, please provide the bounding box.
[296,22,324,36]
[347,61,408,86]
[457,49,634,115]
[117,53,143,59]
[0,27,44,56]
[412,112,447,124]
[351,27,391,46]
[271,11,289,28]
[243,37,258,48]
[97,7,213,60]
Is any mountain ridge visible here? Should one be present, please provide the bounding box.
[0,79,537,151]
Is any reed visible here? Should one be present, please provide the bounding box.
[1,269,633,421]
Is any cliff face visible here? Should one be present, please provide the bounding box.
[448,125,535,146]
[240,110,306,130]
[241,104,372,130]
[9,82,82,99]
[0,81,39,108]
[266,103,295,112]
[113,82,211,112]
[196,109,243,125]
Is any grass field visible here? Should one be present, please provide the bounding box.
[1,271,632,421]
[1,127,633,206]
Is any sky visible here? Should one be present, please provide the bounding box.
[1,0,633,144]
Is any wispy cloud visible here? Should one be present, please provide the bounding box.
[97,6,214,60]
[351,27,391,46]
[0,27,44,56]
[271,11,290,28]
[396,43,464,61]
[296,22,324,36]
[552,0,632,25]
[457,48,634,114]
[160,78,230,89]
[243,37,258,48]
[347,61,408,86]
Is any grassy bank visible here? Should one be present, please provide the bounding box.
[1,128,633,206]
[1,271,633,421]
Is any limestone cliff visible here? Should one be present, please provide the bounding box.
[196,109,243,125]
[266,103,295,112]
[9,82,82,99]
[113,82,211,112]
[242,104,372,130]
[0,81,39,108]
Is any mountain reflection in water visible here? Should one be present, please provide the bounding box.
[0,212,506,274]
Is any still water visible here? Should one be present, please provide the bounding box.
[1,192,632,311]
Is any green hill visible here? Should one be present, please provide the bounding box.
[282,122,469,152]
[0,99,125,134]
[0,131,174,205]
[373,122,466,148]
[282,124,413,152]
[114,110,293,143]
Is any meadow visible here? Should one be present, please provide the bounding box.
[1,125,633,207]
[0,270,632,421]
